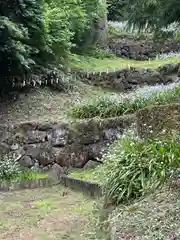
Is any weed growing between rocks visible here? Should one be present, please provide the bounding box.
[69,86,180,119]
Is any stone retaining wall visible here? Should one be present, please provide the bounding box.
[109,39,180,60]
[0,115,135,169]
[136,103,180,138]
[74,63,180,91]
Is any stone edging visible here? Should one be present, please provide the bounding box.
[60,175,102,198]
[0,175,102,198]
[0,177,58,191]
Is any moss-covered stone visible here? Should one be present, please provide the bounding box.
[136,103,180,138]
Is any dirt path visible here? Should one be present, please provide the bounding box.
[0,186,95,240]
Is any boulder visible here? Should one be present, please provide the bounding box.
[14,121,38,132]
[71,119,103,144]
[48,163,65,181]
[55,144,89,168]
[48,128,69,147]
[0,142,10,154]
[87,141,109,160]
[24,142,56,166]
[24,130,46,144]
[83,160,101,169]
[0,124,11,142]
[19,155,34,168]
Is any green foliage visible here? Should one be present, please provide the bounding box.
[0,17,32,88]
[123,0,180,31]
[0,0,46,90]
[102,133,180,204]
[0,0,105,90]
[107,0,127,21]
[69,86,180,119]
[0,155,22,182]
[16,169,48,181]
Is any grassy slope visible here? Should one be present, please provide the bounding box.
[1,54,180,124]
[70,54,180,71]
[110,185,180,239]
[0,85,113,124]
[0,186,98,240]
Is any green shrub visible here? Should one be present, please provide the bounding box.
[101,133,180,204]
[0,156,22,182]
[69,86,180,119]
[0,0,105,91]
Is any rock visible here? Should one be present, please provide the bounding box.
[48,128,69,147]
[71,119,103,144]
[109,39,180,61]
[24,143,56,166]
[42,166,49,171]
[19,155,34,168]
[38,122,56,131]
[103,128,122,141]
[15,121,38,132]
[55,144,89,168]
[10,143,19,151]
[0,143,10,154]
[24,130,46,144]
[83,160,101,169]
[48,163,65,181]
[88,141,109,160]
[31,160,40,170]
[0,124,10,142]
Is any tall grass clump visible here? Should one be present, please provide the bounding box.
[100,132,180,205]
[69,86,180,119]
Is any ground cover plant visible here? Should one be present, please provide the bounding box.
[98,131,180,204]
[108,185,180,239]
[69,85,180,119]
[0,155,48,182]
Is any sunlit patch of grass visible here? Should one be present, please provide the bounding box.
[15,170,48,181]
[70,169,101,184]
[70,54,180,71]
[33,200,52,216]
